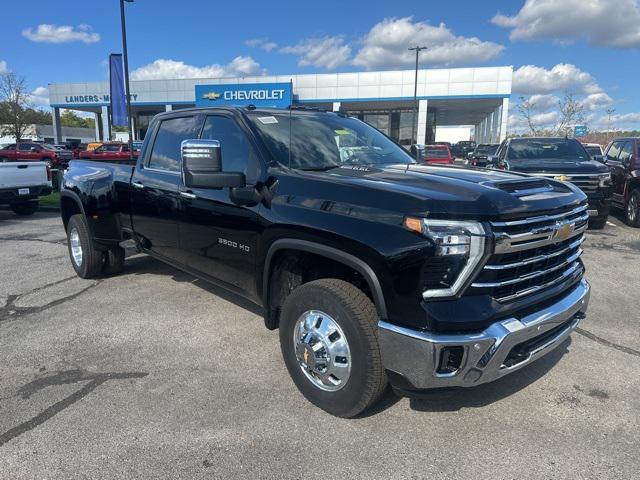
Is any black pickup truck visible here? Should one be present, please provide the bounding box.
[61,107,591,417]
[489,137,612,229]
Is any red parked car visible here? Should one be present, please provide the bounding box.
[422,145,455,164]
[79,142,138,162]
[0,142,73,168]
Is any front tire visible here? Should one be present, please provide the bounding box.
[588,215,608,229]
[279,279,387,418]
[67,214,103,278]
[10,201,39,216]
[625,189,640,227]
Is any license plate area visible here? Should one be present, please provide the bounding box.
[18,188,30,195]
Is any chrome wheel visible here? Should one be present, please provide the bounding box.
[628,194,638,223]
[69,227,83,267]
[293,310,351,392]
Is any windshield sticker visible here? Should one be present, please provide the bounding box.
[334,129,352,135]
[258,116,278,124]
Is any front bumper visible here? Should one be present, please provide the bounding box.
[379,279,590,390]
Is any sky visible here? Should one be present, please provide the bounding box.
[1,0,640,131]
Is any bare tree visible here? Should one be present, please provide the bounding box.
[0,72,32,143]
[554,92,585,137]
[516,95,542,136]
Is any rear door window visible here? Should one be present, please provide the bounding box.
[605,141,622,162]
[148,116,203,172]
[618,142,633,165]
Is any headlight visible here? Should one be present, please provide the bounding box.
[405,218,487,299]
[599,173,611,187]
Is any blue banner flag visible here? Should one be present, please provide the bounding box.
[109,54,128,127]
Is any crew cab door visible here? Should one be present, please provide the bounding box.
[130,114,204,262]
[178,114,263,299]
[605,140,626,204]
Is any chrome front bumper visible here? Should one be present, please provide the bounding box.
[378,279,590,389]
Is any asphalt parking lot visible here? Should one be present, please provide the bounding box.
[1,209,639,479]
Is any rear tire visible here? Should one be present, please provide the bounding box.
[10,201,39,216]
[279,278,387,418]
[103,246,125,275]
[624,189,640,227]
[67,214,103,279]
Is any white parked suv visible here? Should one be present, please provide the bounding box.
[0,161,52,216]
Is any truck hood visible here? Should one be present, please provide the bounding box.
[506,158,609,174]
[290,163,587,220]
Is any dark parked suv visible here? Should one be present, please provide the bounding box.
[491,137,612,229]
[603,138,640,226]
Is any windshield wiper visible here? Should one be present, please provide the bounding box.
[298,165,342,172]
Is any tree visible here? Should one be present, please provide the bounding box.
[0,72,32,143]
[60,109,95,129]
[554,92,585,137]
[515,91,587,137]
[516,95,542,136]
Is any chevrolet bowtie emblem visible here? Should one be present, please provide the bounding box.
[554,175,570,182]
[553,222,575,242]
[202,91,221,100]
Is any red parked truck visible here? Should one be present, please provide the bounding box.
[0,142,73,168]
[422,144,455,165]
[79,142,138,162]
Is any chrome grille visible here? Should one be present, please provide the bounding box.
[534,173,600,195]
[471,203,588,302]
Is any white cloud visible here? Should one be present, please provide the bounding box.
[280,36,351,69]
[29,86,49,107]
[508,111,560,130]
[245,38,278,52]
[130,56,263,80]
[0,60,8,74]
[22,24,100,44]
[492,0,640,48]
[512,64,603,95]
[528,94,560,110]
[352,17,504,69]
[581,92,613,110]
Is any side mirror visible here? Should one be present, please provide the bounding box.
[593,154,606,164]
[487,155,498,164]
[181,139,245,189]
[30,146,39,152]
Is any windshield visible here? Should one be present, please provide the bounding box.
[584,145,602,157]
[247,112,415,170]
[475,145,497,154]
[425,148,449,158]
[507,139,590,162]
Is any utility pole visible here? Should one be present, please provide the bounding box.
[120,0,135,161]
[409,46,427,150]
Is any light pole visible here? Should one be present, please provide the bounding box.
[606,108,615,145]
[119,0,135,161]
[409,46,427,149]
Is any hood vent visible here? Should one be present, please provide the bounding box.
[485,178,569,197]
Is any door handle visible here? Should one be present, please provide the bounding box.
[132,181,144,189]
[180,191,197,199]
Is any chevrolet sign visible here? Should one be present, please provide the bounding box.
[195,82,292,108]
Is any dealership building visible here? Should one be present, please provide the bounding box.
[47,65,512,145]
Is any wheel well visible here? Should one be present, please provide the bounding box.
[61,196,82,231]
[264,249,374,330]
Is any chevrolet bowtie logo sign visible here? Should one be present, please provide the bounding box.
[552,222,575,243]
[201,91,221,100]
[554,175,570,182]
